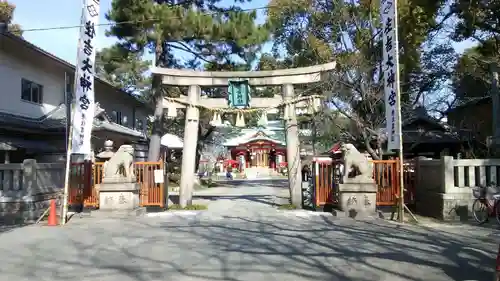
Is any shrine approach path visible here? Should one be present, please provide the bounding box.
[0,179,496,281]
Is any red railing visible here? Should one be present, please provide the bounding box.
[312,157,340,206]
[312,158,416,207]
[373,159,399,206]
[69,161,165,208]
[135,161,164,207]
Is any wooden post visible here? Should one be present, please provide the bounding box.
[163,159,169,209]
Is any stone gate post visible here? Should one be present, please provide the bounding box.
[179,85,200,207]
[283,84,302,207]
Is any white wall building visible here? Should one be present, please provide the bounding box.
[0,32,152,163]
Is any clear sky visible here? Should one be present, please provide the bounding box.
[10,0,270,65]
[11,0,474,66]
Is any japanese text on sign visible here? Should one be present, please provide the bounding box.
[71,0,101,154]
[228,80,250,108]
[237,92,244,105]
[380,0,401,151]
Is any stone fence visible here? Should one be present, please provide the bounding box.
[0,159,63,225]
[415,156,500,220]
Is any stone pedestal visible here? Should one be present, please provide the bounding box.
[338,180,376,218]
[97,180,140,211]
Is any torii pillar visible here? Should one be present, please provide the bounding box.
[151,62,336,207]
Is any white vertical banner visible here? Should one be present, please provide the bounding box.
[380,0,401,151]
[71,0,101,154]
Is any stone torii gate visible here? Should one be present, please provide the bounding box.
[151,62,336,207]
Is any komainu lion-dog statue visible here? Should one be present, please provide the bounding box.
[102,144,135,182]
[340,143,373,183]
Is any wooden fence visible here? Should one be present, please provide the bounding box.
[69,161,165,208]
[311,157,339,207]
[312,158,416,207]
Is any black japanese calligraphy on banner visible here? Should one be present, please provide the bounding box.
[380,0,401,150]
[71,0,101,153]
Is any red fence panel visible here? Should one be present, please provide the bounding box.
[69,161,165,208]
[311,158,416,207]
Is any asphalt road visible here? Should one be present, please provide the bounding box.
[0,180,497,281]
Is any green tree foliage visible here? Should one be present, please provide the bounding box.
[452,43,499,103]
[95,44,151,100]
[297,109,348,154]
[450,0,500,104]
[105,0,270,160]
[266,0,448,158]
[451,0,500,52]
[0,1,22,36]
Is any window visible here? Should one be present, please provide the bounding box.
[122,115,128,126]
[21,79,43,104]
[111,111,129,126]
[135,118,144,131]
[111,111,122,124]
[299,121,312,130]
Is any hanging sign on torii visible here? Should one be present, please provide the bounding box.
[227,80,251,108]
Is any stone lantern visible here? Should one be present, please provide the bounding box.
[97,140,115,161]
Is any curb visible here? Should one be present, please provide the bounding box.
[145,211,205,217]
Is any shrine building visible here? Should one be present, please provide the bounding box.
[223,125,287,170]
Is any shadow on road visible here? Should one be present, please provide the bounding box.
[170,194,279,207]
[0,212,496,280]
[213,179,288,188]
[169,179,290,208]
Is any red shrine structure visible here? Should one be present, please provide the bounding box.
[223,130,287,170]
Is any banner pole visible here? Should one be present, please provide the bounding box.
[61,126,74,225]
[391,0,404,223]
[61,0,101,225]
[380,0,405,222]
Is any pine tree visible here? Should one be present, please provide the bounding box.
[105,0,270,161]
[95,44,151,99]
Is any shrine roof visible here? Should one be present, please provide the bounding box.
[0,103,145,139]
[0,103,67,130]
[402,130,465,144]
[223,129,285,146]
[0,137,61,152]
[160,133,184,149]
[93,119,144,138]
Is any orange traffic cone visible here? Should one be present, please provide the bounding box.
[47,199,57,226]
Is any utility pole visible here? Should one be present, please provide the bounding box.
[491,63,500,153]
[311,113,317,156]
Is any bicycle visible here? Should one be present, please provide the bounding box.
[472,185,500,224]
